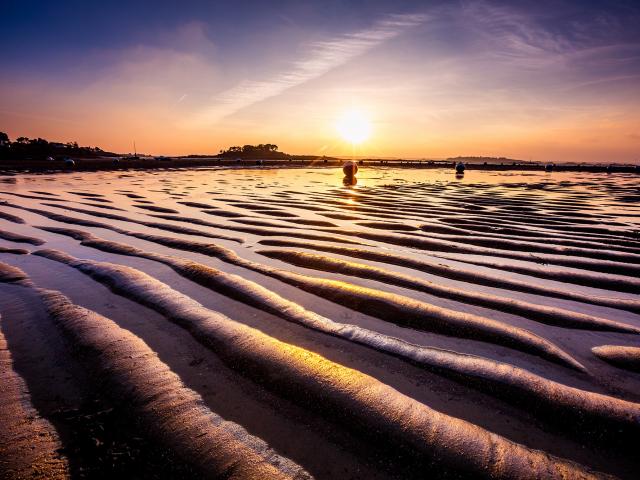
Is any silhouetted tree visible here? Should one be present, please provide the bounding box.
[218,143,287,159]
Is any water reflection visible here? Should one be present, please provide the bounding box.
[342,175,358,187]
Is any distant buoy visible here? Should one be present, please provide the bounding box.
[545,163,554,172]
[343,161,358,177]
[256,159,263,165]
[606,164,613,174]
[64,158,75,168]
[455,162,465,174]
[113,158,120,165]
[46,156,55,162]
[343,176,358,186]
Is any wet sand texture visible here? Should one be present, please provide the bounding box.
[8,257,611,479]
[1,167,639,478]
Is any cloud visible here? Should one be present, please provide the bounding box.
[461,2,573,67]
[189,12,428,125]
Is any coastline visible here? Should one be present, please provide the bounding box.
[1,156,638,174]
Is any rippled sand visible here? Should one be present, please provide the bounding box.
[0,166,639,479]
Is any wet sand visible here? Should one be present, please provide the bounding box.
[0,156,638,174]
[0,166,639,479]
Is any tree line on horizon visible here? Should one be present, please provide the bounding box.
[1,134,352,163]
[217,143,291,159]
[0,132,118,161]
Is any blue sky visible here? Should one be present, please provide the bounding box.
[1,0,639,161]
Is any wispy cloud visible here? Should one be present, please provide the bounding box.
[190,13,428,124]
[462,2,573,67]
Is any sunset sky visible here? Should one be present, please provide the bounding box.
[1,0,639,162]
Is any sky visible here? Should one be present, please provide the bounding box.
[1,0,639,162]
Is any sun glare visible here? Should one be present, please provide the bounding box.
[335,109,372,144]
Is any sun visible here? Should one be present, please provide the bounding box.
[335,109,372,144]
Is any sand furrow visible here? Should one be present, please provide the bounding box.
[68,192,105,198]
[432,219,640,248]
[23,253,611,479]
[35,227,640,440]
[133,205,180,214]
[37,227,582,370]
[592,346,640,373]
[438,218,640,248]
[76,201,127,211]
[241,264,585,371]
[202,209,248,218]
[76,197,112,204]
[259,240,640,312]
[0,262,312,480]
[0,246,29,254]
[0,318,69,479]
[0,228,45,245]
[8,202,244,243]
[0,205,26,224]
[1,192,67,202]
[257,249,640,334]
[29,191,59,197]
[149,213,362,245]
[334,230,640,278]
[177,201,218,208]
[416,224,640,255]
[435,254,640,293]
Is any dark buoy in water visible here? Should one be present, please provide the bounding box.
[113,158,120,165]
[455,162,465,174]
[343,160,358,187]
[343,160,358,177]
[343,175,358,186]
[606,164,613,174]
[64,158,75,168]
[256,159,263,166]
[545,163,554,172]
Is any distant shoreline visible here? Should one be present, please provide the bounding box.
[0,156,638,174]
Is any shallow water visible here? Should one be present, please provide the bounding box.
[1,166,639,479]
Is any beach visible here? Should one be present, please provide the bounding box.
[1,166,639,479]
[0,156,638,174]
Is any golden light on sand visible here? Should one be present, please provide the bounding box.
[335,109,372,144]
